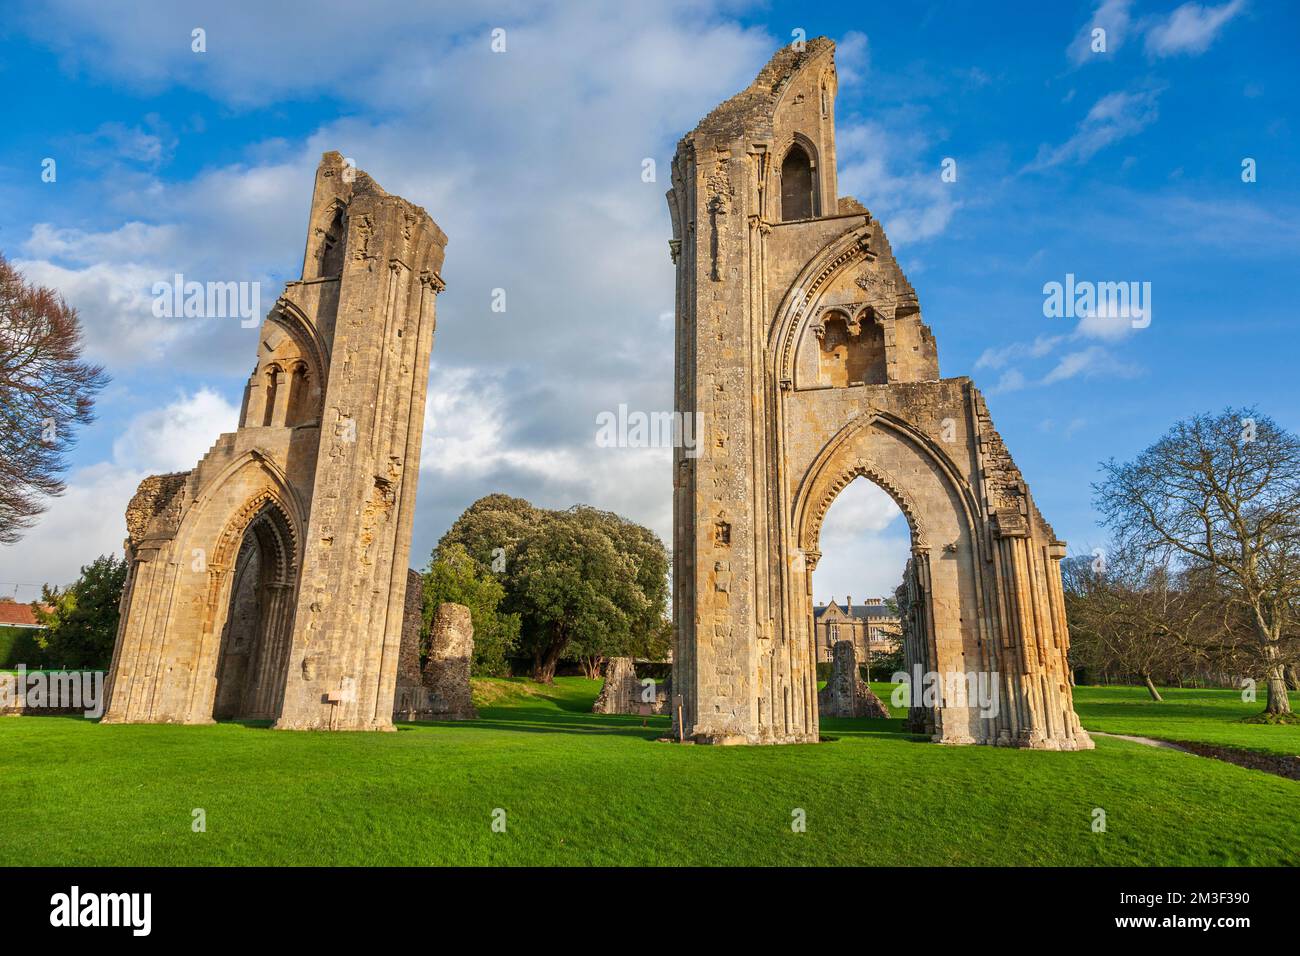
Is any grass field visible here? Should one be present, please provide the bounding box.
[1072,685,1300,756]
[0,678,1295,866]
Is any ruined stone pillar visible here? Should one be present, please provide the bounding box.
[593,657,637,714]
[273,154,448,732]
[102,153,446,730]
[668,39,1091,749]
[420,603,477,720]
[818,640,889,719]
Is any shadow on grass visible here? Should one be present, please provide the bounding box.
[391,705,668,739]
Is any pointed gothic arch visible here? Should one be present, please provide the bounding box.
[667,38,1092,749]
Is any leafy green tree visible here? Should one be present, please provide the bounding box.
[561,505,670,677]
[438,493,539,575]
[35,554,126,668]
[440,498,670,683]
[422,542,519,677]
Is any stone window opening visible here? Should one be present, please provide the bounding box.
[318,206,346,278]
[780,142,818,221]
[261,365,281,427]
[817,309,887,387]
[285,361,313,427]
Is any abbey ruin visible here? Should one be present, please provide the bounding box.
[101,153,447,731]
[667,39,1093,749]
[96,41,1092,750]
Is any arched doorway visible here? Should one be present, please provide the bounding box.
[810,477,909,672]
[794,414,991,745]
[212,499,298,720]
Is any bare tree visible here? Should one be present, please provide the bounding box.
[1094,408,1300,716]
[1062,552,1204,700]
[0,253,108,544]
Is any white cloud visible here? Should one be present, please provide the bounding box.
[836,31,870,85]
[838,121,961,244]
[1025,89,1162,171]
[975,334,1066,371]
[1040,345,1141,385]
[14,158,314,372]
[1144,0,1246,57]
[811,478,910,603]
[979,309,1143,393]
[0,388,241,588]
[12,254,186,366]
[112,388,240,474]
[1068,0,1135,65]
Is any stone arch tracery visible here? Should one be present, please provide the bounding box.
[245,309,325,429]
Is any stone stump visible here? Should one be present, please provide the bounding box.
[593,658,671,715]
[592,657,636,713]
[818,640,889,719]
[421,602,478,720]
[392,569,424,720]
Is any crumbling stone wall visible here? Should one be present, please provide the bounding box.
[419,602,477,720]
[102,153,447,731]
[592,658,671,715]
[668,39,1091,749]
[817,640,888,719]
[393,569,424,719]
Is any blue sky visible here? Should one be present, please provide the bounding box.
[0,0,1296,605]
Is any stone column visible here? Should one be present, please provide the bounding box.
[420,603,477,720]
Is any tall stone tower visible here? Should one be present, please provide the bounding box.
[102,152,447,731]
[667,40,1092,749]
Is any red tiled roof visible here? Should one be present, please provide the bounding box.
[0,602,47,627]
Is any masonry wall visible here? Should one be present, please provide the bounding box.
[669,39,1092,750]
[103,153,447,731]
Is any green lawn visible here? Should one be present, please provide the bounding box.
[0,677,1295,866]
[1072,685,1300,756]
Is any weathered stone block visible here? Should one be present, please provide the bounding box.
[419,603,477,721]
[817,640,888,719]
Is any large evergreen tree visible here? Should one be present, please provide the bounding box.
[35,554,127,669]
[438,496,670,682]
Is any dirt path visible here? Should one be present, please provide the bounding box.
[1092,731,1300,780]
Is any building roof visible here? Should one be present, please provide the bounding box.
[813,601,896,621]
[0,601,48,628]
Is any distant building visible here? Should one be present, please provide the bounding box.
[0,599,48,630]
[812,596,900,663]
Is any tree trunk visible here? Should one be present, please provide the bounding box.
[1265,670,1293,714]
[1142,673,1163,702]
[1262,640,1293,715]
[1285,664,1300,693]
[531,632,567,684]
